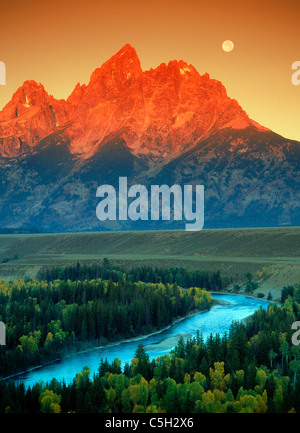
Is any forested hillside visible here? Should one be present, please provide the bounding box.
[0,262,299,413]
[0,268,212,377]
[0,285,299,413]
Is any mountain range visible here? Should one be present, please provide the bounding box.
[0,44,299,232]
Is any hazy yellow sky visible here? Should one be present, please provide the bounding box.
[0,0,300,140]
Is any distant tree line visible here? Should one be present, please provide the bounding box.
[38,261,228,292]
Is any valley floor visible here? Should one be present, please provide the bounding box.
[0,227,299,301]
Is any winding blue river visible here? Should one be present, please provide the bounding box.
[11,293,271,388]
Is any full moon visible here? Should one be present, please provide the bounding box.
[222,40,234,52]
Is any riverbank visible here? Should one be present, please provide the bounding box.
[211,289,281,303]
[145,333,193,351]
[6,293,272,388]
[212,290,278,324]
[3,306,210,382]
[57,307,211,359]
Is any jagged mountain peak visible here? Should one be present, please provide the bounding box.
[0,44,273,159]
[88,43,142,92]
[0,80,69,157]
[0,80,51,121]
[0,45,298,231]
[67,82,87,107]
[115,43,140,59]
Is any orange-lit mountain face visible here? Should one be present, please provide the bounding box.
[0,44,268,159]
[0,44,299,231]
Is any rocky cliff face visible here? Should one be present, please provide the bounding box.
[0,81,69,157]
[0,44,269,159]
[0,44,299,231]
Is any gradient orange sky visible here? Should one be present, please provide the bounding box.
[0,0,300,141]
